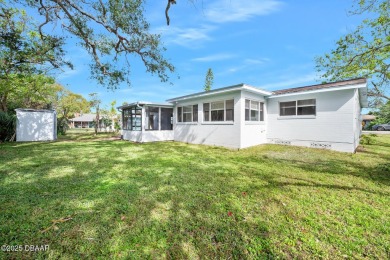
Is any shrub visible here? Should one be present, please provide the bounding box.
[0,111,16,141]
[360,134,376,145]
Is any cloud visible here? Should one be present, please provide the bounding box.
[244,58,270,65]
[192,53,236,62]
[260,72,318,90]
[157,25,216,48]
[205,0,283,23]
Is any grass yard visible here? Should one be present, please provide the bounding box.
[0,130,389,259]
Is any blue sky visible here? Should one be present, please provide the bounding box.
[53,0,368,111]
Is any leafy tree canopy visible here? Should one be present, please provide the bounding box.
[8,0,175,88]
[55,88,90,120]
[316,0,390,106]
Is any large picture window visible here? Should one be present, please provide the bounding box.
[280,99,316,116]
[203,99,234,122]
[177,104,198,123]
[245,99,264,121]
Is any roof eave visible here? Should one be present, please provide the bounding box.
[267,83,367,99]
[167,84,272,103]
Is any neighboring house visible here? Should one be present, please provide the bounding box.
[118,78,368,153]
[69,113,118,130]
[15,109,57,142]
[69,113,96,128]
[362,114,376,129]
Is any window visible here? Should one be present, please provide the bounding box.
[245,99,264,121]
[203,99,234,122]
[203,103,210,122]
[297,99,316,115]
[280,99,316,116]
[226,100,234,121]
[211,101,224,121]
[122,106,142,131]
[177,107,182,122]
[177,104,198,123]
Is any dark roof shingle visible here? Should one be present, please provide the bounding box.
[272,78,367,95]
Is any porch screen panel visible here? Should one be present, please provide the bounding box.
[161,108,173,130]
[146,106,159,130]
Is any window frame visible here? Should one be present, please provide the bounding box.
[279,99,316,117]
[203,99,234,122]
[122,106,142,131]
[176,104,198,123]
[245,99,264,122]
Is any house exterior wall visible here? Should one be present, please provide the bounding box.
[240,90,267,148]
[16,109,57,142]
[266,89,357,152]
[173,91,242,149]
[353,89,362,150]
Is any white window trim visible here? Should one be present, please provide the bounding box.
[279,99,316,117]
[203,99,234,123]
[245,99,264,122]
[177,104,198,123]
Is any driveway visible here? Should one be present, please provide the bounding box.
[363,131,390,135]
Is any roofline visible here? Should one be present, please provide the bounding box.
[267,83,367,99]
[167,84,272,103]
[117,101,173,110]
[15,108,56,113]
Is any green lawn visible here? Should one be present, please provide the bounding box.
[0,131,389,259]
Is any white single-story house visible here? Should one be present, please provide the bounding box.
[118,78,368,153]
[15,109,57,142]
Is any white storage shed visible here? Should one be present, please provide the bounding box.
[15,109,57,142]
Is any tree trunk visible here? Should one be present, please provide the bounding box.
[95,105,99,135]
[0,94,8,112]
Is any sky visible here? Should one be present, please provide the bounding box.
[48,0,369,111]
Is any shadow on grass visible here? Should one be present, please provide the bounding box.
[0,140,275,259]
[1,135,390,259]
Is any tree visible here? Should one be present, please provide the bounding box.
[0,74,61,112]
[0,5,69,112]
[316,0,390,105]
[55,89,90,120]
[54,87,90,134]
[89,93,101,135]
[10,0,175,88]
[204,68,214,92]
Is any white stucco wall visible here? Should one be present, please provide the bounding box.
[352,89,362,151]
[16,109,57,142]
[266,89,358,152]
[173,91,242,149]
